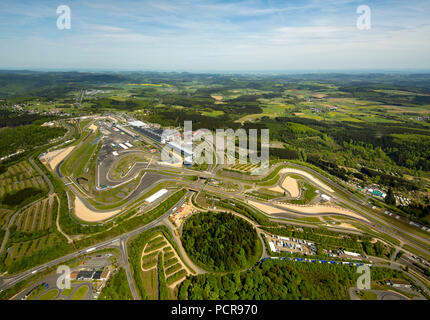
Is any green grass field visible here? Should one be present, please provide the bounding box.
[37,289,59,300]
[71,285,89,300]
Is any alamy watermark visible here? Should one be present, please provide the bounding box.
[356,5,371,30]
[160,121,270,175]
[356,265,371,290]
[55,4,369,31]
[56,265,71,289]
[56,5,71,30]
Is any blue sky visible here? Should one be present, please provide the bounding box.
[0,0,429,71]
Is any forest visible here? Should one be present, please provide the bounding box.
[0,109,59,128]
[181,212,260,272]
[1,187,44,207]
[179,259,406,300]
[0,124,66,158]
[248,116,430,173]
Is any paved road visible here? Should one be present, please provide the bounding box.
[160,219,207,275]
[120,238,139,300]
[3,116,428,298]
[217,162,430,256]
[0,193,188,297]
[349,287,409,300]
[138,161,430,257]
[29,157,54,194]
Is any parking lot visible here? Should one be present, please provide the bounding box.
[14,253,116,300]
[265,233,317,255]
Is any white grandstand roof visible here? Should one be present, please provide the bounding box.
[145,189,168,203]
[128,120,147,127]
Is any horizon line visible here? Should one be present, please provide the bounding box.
[1,68,430,75]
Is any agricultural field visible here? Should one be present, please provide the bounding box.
[0,209,13,229]
[139,233,191,299]
[14,196,56,232]
[0,195,64,272]
[128,227,193,300]
[0,161,46,200]
[2,233,64,268]
[226,162,263,174]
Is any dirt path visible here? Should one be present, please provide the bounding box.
[54,194,73,243]
[139,234,193,290]
[164,221,207,275]
[38,198,46,230]
[29,201,40,231]
[47,196,54,228]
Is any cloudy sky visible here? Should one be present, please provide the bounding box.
[0,0,429,71]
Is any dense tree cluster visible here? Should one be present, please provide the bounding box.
[0,124,66,158]
[385,188,396,205]
[182,212,259,272]
[141,107,240,130]
[180,259,406,300]
[361,240,394,259]
[0,109,59,128]
[1,187,44,207]
[360,167,418,191]
[400,202,430,224]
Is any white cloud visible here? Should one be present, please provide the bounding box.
[82,24,130,33]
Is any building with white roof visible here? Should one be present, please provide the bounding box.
[145,189,168,203]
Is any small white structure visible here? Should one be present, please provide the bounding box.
[119,143,128,150]
[128,120,147,127]
[321,194,331,201]
[125,142,133,148]
[112,151,119,156]
[184,156,193,165]
[145,189,168,203]
[343,251,361,257]
[268,241,277,253]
